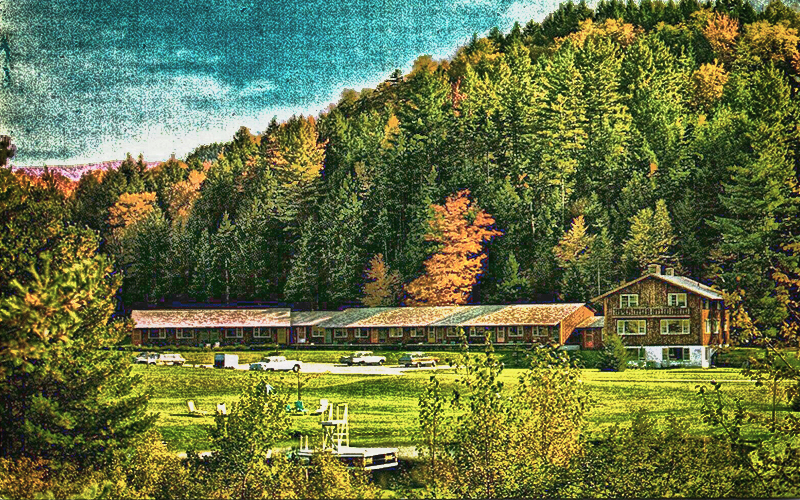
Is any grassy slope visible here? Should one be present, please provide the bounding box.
[137,361,790,452]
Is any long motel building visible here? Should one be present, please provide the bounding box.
[131,266,729,368]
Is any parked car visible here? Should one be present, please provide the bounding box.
[250,356,302,372]
[399,352,438,367]
[134,352,186,366]
[339,351,386,366]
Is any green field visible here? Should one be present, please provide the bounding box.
[137,361,793,452]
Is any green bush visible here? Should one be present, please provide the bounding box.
[597,333,629,372]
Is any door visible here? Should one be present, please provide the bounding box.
[370,328,378,344]
[496,327,505,343]
[427,327,436,344]
[297,327,306,344]
[585,332,594,349]
[325,329,332,344]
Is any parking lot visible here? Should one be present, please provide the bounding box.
[191,362,446,375]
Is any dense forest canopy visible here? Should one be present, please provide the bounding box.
[36,0,800,339]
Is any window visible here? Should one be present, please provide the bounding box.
[149,328,166,339]
[469,326,480,337]
[355,328,370,339]
[626,347,644,361]
[550,327,560,343]
[617,319,646,335]
[508,326,523,337]
[663,347,691,361]
[226,328,243,338]
[410,327,423,338]
[176,328,194,339]
[705,319,720,334]
[660,319,690,335]
[389,328,403,338]
[620,294,639,307]
[446,327,458,338]
[668,293,687,307]
[311,327,324,338]
[253,327,270,338]
[334,328,348,339]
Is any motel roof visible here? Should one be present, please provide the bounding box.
[458,304,587,326]
[131,308,292,329]
[290,311,342,326]
[317,304,587,328]
[576,316,605,329]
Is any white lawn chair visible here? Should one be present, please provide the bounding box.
[312,398,329,415]
[187,400,209,416]
[216,403,228,416]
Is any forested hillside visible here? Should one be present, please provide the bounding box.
[63,0,800,336]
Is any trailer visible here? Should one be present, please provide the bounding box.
[213,353,239,369]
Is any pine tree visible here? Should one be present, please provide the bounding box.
[623,199,677,272]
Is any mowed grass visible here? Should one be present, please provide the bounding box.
[136,364,791,452]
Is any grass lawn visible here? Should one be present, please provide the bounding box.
[136,363,794,452]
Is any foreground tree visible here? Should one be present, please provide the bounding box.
[405,190,502,306]
[0,168,154,469]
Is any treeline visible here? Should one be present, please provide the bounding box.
[64,0,800,337]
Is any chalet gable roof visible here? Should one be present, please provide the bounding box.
[131,308,292,329]
[590,273,724,303]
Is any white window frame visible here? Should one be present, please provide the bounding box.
[149,328,166,339]
[705,319,720,334]
[660,319,690,335]
[226,327,243,338]
[508,326,523,337]
[410,327,423,338]
[311,326,324,338]
[617,319,646,335]
[334,328,348,339]
[668,293,687,307]
[355,328,370,339]
[446,327,458,338]
[663,347,691,361]
[176,328,194,339]
[253,327,270,338]
[620,294,639,307]
[389,327,403,338]
[468,326,481,337]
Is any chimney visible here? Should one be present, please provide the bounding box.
[647,263,661,275]
[664,267,675,276]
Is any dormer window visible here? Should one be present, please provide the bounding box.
[620,294,639,307]
[668,293,687,307]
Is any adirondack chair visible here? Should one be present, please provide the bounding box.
[312,398,329,415]
[294,400,308,414]
[187,400,209,416]
[216,403,228,416]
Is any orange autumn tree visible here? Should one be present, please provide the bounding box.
[405,190,501,306]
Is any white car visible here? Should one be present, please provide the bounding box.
[134,352,186,366]
[250,356,302,372]
[339,351,386,366]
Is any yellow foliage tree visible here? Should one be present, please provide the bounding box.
[558,18,642,48]
[107,192,157,229]
[405,190,501,306]
[701,12,740,65]
[362,253,401,307]
[553,215,595,265]
[738,20,800,70]
[691,61,729,111]
[167,169,206,221]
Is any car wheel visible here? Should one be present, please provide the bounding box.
[431,361,437,368]
[405,364,411,367]
[360,361,366,366]
[267,368,274,372]
[347,362,353,366]
[292,365,301,373]
[416,362,422,368]
[378,360,384,366]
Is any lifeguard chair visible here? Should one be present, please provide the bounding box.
[320,402,349,451]
[295,401,398,470]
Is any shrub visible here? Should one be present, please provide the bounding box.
[597,333,629,372]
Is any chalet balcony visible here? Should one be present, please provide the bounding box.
[612,307,690,317]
